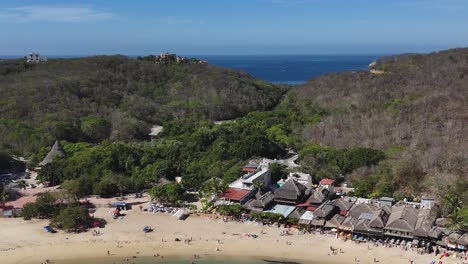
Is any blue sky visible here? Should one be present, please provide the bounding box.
[1,0,467,55]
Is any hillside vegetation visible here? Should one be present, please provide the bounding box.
[0,56,283,155]
[287,48,468,201]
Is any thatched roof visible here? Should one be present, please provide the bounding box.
[313,201,336,218]
[385,205,418,233]
[325,214,345,228]
[457,233,468,246]
[274,178,307,203]
[447,232,462,243]
[428,227,443,239]
[414,207,438,237]
[39,141,65,166]
[289,206,306,219]
[308,186,330,205]
[369,205,391,229]
[251,191,275,210]
[339,216,358,231]
[332,198,355,211]
[348,203,376,219]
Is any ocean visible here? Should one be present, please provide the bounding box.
[1,54,381,85]
[196,54,382,84]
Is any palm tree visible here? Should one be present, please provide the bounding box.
[0,191,8,209]
[444,193,463,230]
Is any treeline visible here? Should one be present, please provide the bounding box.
[36,100,387,199]
[0,55,284,155]
[0,152,26,173]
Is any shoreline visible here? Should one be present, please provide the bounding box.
[0,208,459,264]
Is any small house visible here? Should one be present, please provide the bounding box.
[265,204,296,218]
[221,188,254,204]
[319,178,335,191]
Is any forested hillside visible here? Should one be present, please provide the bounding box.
[0,56,283,155]
[1,49,466,206]
[287,48,468,202]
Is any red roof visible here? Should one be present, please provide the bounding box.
[296,201,311,207]
[339,209,348,216]
[222,188,251,201]
[241,168,257,172]
[307,206,318,211]
[319,178,335,185]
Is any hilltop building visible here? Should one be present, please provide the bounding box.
[26,52,47,63]
[154,52,207,65]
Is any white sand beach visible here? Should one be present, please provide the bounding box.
[0,206,459,264]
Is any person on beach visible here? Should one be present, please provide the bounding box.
[107,250,110,256]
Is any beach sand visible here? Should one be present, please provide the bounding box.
[0,207,458,264]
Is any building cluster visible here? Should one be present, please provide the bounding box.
[219,160,467,252]
[154,52,207,65]
[25,52,47,63]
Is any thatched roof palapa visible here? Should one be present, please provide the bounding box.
[39,141,65,166]
[325,214,345,228]
[274,178,307,204]
[385,205,419,233]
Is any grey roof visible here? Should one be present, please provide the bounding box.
[332,198,355,211]
[300,211,315,221]
[289,206,306,219]
[414,207,438,237]
[355,217,371,233]
[265,204,296,218]
[341,203,379,232]
[380,197,395,202]
[274,178,307,203]
[39,141,65,166]
[311,218,326,226]
[369,206,392,229]
[325,214,345,228]
[339,216,358,231]
[448,232,462,243]
[251,191,275,209]
[385,205,419,233]
[313,201,336,218]
[457,233,468,246]
[428,227,443,239]
[435,217,447,227]
[308,187,330,204]
[348,203,377,219]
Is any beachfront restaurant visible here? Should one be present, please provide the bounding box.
[264,204,296,218]
[298,211,314,230]
[274,178,308,205]
[221,188,254,205]
[444,232,468,251]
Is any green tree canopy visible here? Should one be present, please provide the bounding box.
[80,115,111,143]
[51,207,93,231]
[149,183,185,205]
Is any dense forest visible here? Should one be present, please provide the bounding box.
[0,56,284,155]
[1,49,467,210]
[288,48,468,203]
